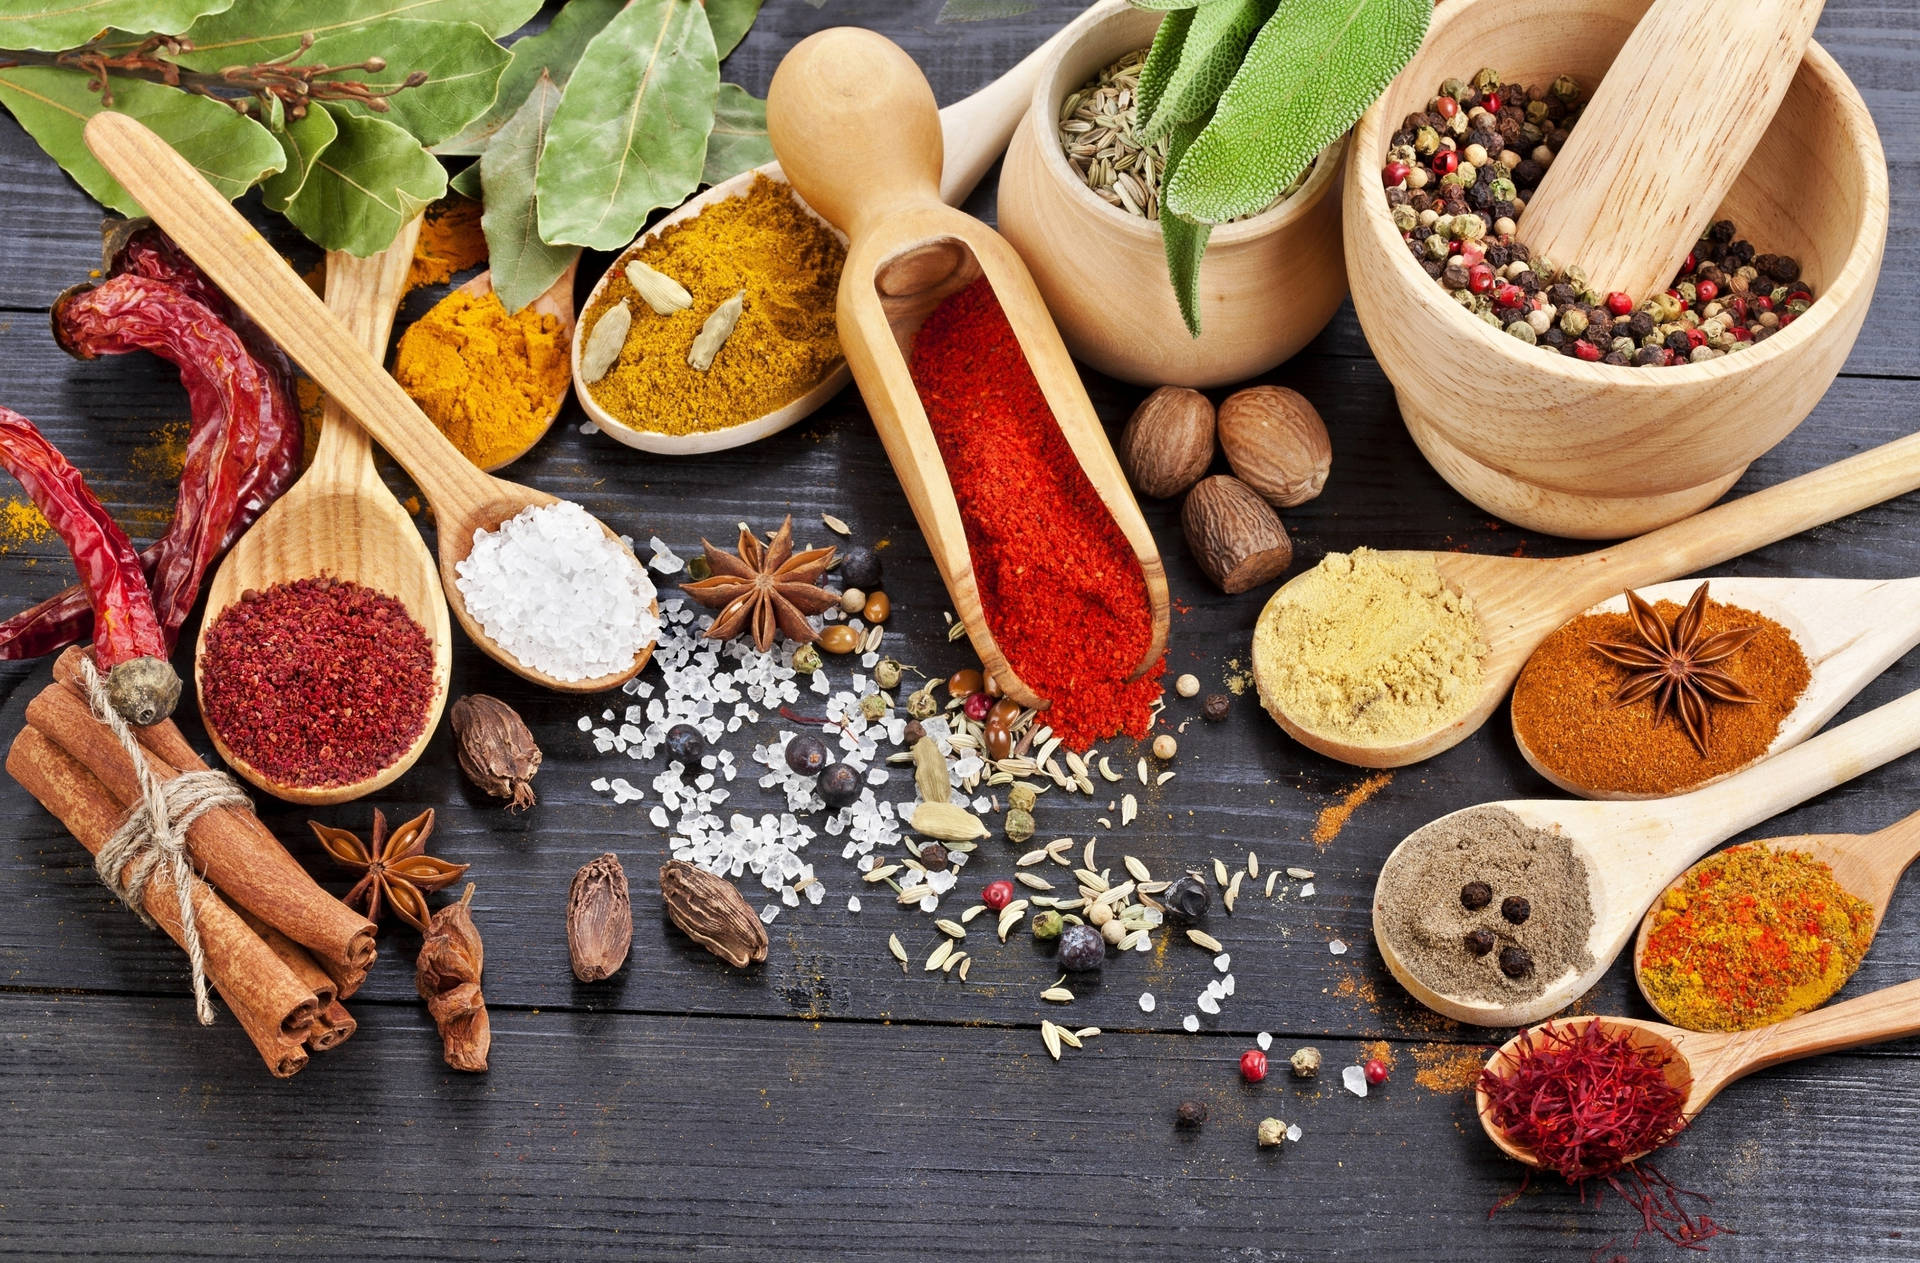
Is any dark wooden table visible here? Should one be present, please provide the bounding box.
[2,3,1916,1258]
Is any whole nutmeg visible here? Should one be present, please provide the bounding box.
[1217,385,1332,508]
[1119,386,1215,499]
[1181,476,1293,594]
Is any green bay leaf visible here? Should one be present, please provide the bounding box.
[449,160,482,199]
[535,0,717,251]
[281,104,447,255]
[706,0,761,59]
[1166,0,1430,224]
[261,104,338,211]
[304,18,510,147]
[1140,0,1272,142]
[480,72,577,312]
[435,0,621,155]
[702,83,770,186]
[163,0,538,67]
[0,67,283,216]
[0,0,232,52]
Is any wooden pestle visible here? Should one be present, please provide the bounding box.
[1517,0,1825,302]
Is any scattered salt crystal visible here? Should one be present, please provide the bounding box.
[1256,1031,1272,1051]
[1182,1014,1199,1032]
[1139,992,1156,1013]
[1134,934,1150,951]
[1343,1065,1368,1097]
[647,536,684,575]
[578,420,598,434]
[1221,974,1235,997]
[760,904,780,925]
[1286,1124,1301,1142]
[1300,881,1315,898]
[918,895,938,912]
[590,777,610,792]
[1197,993,1220,1015]
[577,716,592,732]
[1329,938,1348,955]
[847,895,861,913]
[1214,953,1230,972]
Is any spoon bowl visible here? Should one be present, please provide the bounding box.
[1515,575,1920,799]
[458,257,578,471]
[194,218,453,804]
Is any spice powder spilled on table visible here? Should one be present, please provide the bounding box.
[1512,593,1809,796]
[908,277,1162,749]
[198,576,436,788]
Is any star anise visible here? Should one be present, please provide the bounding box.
[679,516,838,652]
[310,808,468,933]
[1589,582,1759,755]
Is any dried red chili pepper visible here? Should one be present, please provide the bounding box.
[0,407,178,724]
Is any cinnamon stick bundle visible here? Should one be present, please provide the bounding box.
[7,728,314,1077]
[307,999,357,1052]
[40,648,376,994]
[234,903,337,1011]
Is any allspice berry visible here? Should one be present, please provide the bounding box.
[1119,386,1216,498]
[1182,475,1293,594]
[1176,1099,1209,1128]
[1216,386,1332,508]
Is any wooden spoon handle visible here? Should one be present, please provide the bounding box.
[309,217,423,479]
[82,112,498,520]
[936,8,1083,205]
[1689,976,1920,1106]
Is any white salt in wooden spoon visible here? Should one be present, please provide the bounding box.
[1255,427,1920,769]
[1479,978,1920,1169]
[1515,575,1920,799]
[454,258,578,472]
[88,112,655,693]
[1631,808,1920,1028]
[1375,683,1920,1028]
[1518,0,1827,302]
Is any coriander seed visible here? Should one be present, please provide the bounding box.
[1176,673,1200,698]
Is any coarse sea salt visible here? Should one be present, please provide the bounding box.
[1329,938,1348,955]
[1256,1031,1272,1051]
[455,500,658,681]
[1342,1065,1369,1098]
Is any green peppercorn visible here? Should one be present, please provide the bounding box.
[1004,807,1035,844]
[860,693,889,721]
[873,658,903,690]
[1391,204,1419,233]
[1488,177,1517,202]
[1032,909,1064,940]
[1009,783,1037,812]
[1471,67,1500,92]
[1439,77,1467,100]
[1559,308,1588,337]
[1551,74,1579,102]
[906,686,938,719]
[685,555,712,582]
[1504,320,1536,344]
[1414,125,1439,155]
[792,643,822,675]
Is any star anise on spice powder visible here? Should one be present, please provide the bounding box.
[679,516,838,652]
[1588,582,1759,755]
[309,808,468,933]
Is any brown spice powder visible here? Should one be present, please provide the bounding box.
[1513,596,1810,796]
[1412,1043,1485,1094]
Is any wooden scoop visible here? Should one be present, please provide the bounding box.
[86,112,655,693]
[1516,575,1920,799]
[1517,0,1826,302]
[1479,979,1920,1169]
[455,258,578,471]
[766,27,1169,711]
[1375,684,1920,1028]
[195,218,453,804]
[1256,427,1920,769]
[1632,809,1920,1027]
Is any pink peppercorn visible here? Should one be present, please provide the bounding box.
[1457,241,1486,267]
[1382,161,1409,187]
[1730,325,1751,341]
[1482,92,1501,113]
[1494,283,1524,308]
[1573,340,1603,363]
[1695,279,1719,303]
[1683,252,1697,274]
[1365,1058,1390,1086]
[1240,1049,1268,1083]
[982,880,1014,910]
[1755,295,1774,312]
[1467,263,1495,294]
[964,691,993,722]
[1431,149,1459,176]
[1605,292,1633,317]
[1435,95,1458,119]
[1685,328,1706,350]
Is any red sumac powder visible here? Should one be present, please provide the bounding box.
[199,576,435,787]
[908,279,1162,749]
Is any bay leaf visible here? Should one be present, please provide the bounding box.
[535,0,717,251]
[0,0,231,52]
[701,82,771,187]
[161,0,538,67]
[260,104,338,212]
[435,0,621,155]
[302,18,510,147]
[449,161,482,200]
[0,67,283,216]
[281,104,447,256]
[705,0,761,59]
[479,72,578,313]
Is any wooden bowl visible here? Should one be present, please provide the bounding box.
[996,0,1347,388]
[1345,0,1888,539]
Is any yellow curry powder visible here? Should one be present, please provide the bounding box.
[580,175,846,436]
[392,288,570,469]
[0,497,52,554]
[406,196,488,290]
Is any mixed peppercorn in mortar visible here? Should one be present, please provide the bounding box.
[1382,68,1816,365]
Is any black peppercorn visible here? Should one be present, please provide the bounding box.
[818,760,861,808]
[1501,895,1531,925]
[920,841,949,872]
[1628,311,1655,339]
[1422,258,1447,279]
[1603,351,1632,365]
[1489,199,1516,222]
[1509,241,1531,264]
[1499,946,1534,978]
[1460,880,1492,910]
[1541,328,1567,350]
[1634,345,1666,367]
[1386,186,1410,208]
[1708,218,1735,243]
[838,545,882,591]
[1771,255,1801,283]
[1390,127,1415,148]
[1486,242,1512,268]
[1176,1099,1208,1128]
[1164,873,1211,922]
[1514,158,1545,187]
[1202,693,1230,723]
[1464,928,1496,957]
[1664,331,1693,354]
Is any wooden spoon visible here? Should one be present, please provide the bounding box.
[1631,809,1920,1028]
[766,26,1170,712]
[575,7,1085,456]
[1478,978,1920,1169]
[86,112,655,693]
[455,257,578,472]
[1516,575,1920,799]
[194,217,453,804]
[1255,428,1920,769]
[1517,0,1826,302]
[1374,684,1920,1028]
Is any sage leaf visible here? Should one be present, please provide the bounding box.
[281,104,447,256]
[1128,0,1243,10]
[1134,6,1191,127]
[1160,116,1211,337]
[435,0,621,154]
[1165,0,1429,224]
[935,0,1033,21]
[162,0,537,67]
[706,0,761,59]
[480,72,578,312]
[701,82,771,186]
[1140,0,1272,142]
[536,0,717,251]
[0,67,283,216]
[260,104,338,212]
[301,19,510,147]
[0,0,230,52]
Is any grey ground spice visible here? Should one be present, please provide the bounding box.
[1375,805,1595,1004]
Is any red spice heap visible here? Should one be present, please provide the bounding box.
[200,576,436,788]
[908,279,1162,748]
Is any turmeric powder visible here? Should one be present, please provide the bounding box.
[391,288,570,470]
[580,175,845,437]
[406,196,488,290]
